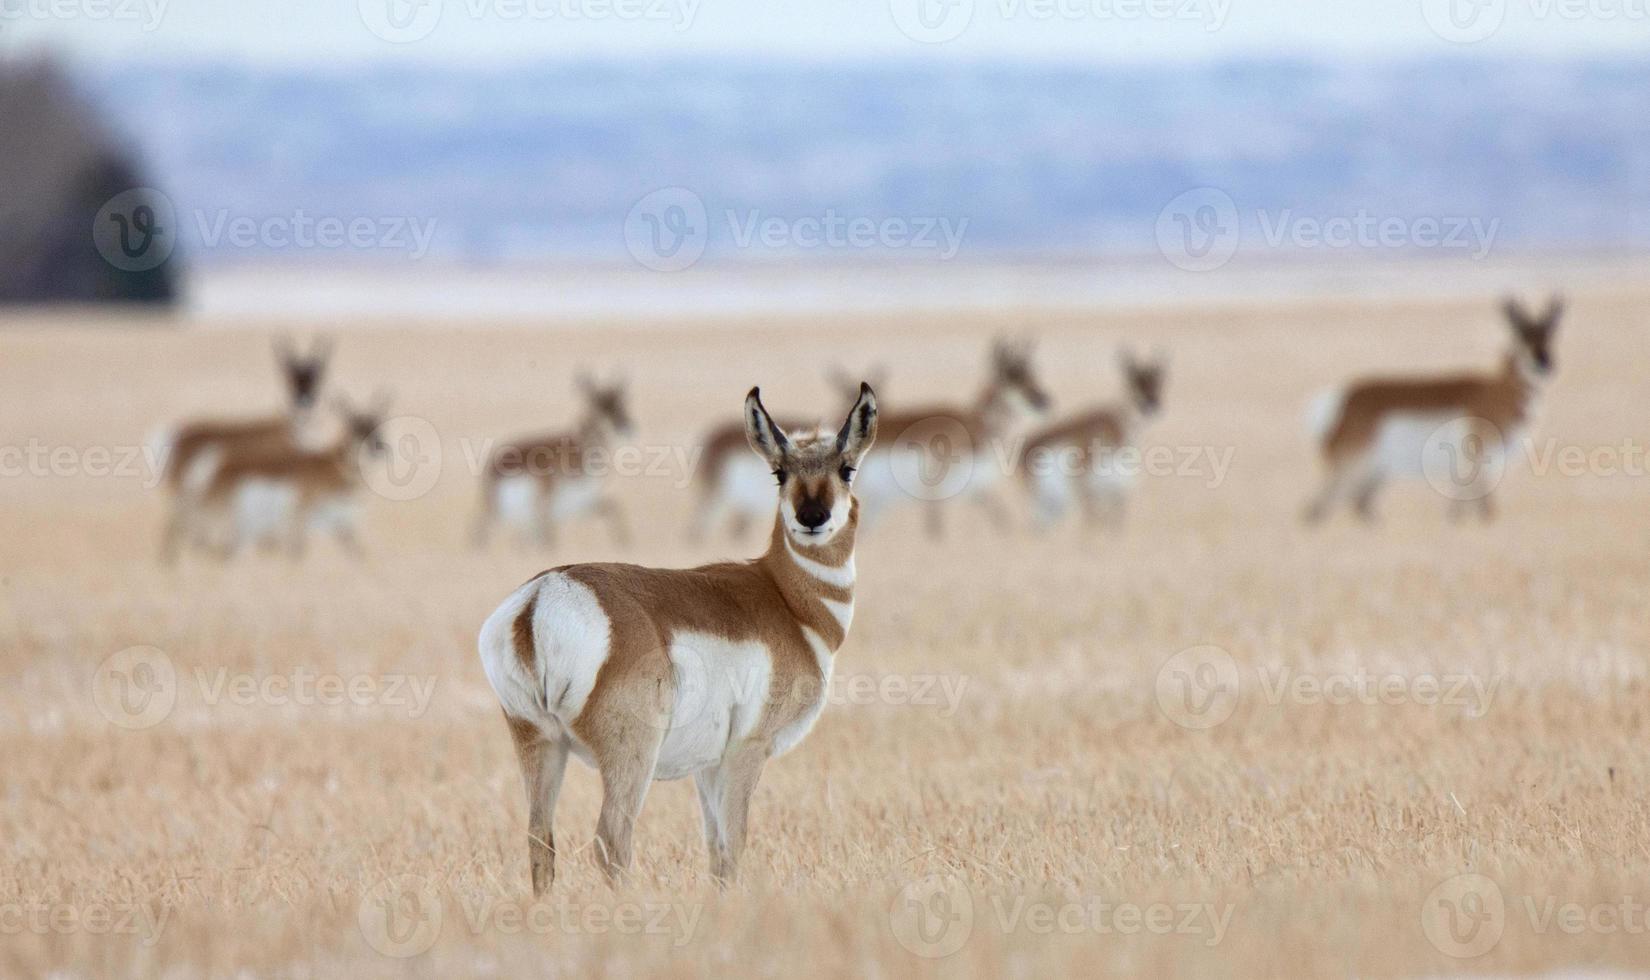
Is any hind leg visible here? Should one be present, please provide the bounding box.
[1352,471,1386,524]
[1303,457,1360,525]
[590,732,662,883]
[160,501,190,564]
[507,715,570,896]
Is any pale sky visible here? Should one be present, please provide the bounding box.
[2,0,1647,64]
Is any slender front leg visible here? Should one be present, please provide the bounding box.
[973,488,1013,533]
[160,503,188,564]
[711,747,767,885]
[506,716,570,896]
[693,769,728,882]
[590,728,663,884]
[333,522,365,560]
[1303,462,1354,525]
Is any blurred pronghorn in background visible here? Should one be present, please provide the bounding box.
[154,336,332,491]
[1020,348,1167,531]
[1303,296,1563,524]
[690,365,883,542]
[163,393,391,560]
[155,336,335,560]
[853,337,1050,537]
[472,372,635,550]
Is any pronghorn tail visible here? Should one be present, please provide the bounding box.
[1304,388,1345,443]
[146,425,178,486]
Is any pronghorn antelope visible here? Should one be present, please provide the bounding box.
[165,393,391,559]
[1020,349,1166,529]
[155,336,333,492]
[853,337,1049,537]
[479,383,878,891]
[1303,296,1562,524]
[690,365,884,542]
[472,373,634,550]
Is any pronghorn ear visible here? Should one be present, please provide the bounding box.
[1541,295,1565,332]
[1502,295,1532,332]
[836,382,878,466]
[744,387,790,466]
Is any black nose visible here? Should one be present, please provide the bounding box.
[796,501,830,529]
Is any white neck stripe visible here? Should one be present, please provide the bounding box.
[784,535,856,588]
[819,595,854,632]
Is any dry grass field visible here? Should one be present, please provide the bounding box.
[2,284,1648,977]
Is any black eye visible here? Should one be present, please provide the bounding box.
[838,465,855,482]
[773,469,787,486]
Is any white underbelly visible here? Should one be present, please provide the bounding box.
[1369,413,1521,480]
[492,475,539,526]
[548,476,604,521]
[652,632,773,781]
[232,480,298,537]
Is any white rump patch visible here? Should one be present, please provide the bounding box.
[477,572,612,729]
[1305,387,1345,440]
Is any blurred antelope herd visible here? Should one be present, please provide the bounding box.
[148,294,1564,563]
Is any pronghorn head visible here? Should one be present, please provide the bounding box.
[989,337,1052,415]
[334,392,391,457]
[1119,348,1168,417]
[745,383,878,544]
[1502,295,1563,377]
[577,371,634,438]
[274,335,333,413]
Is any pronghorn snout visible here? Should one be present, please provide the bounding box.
[795,497,831,530]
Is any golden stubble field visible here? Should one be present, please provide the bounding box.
[2,286,1648,977]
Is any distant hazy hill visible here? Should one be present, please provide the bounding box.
[78,58,1650,266]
